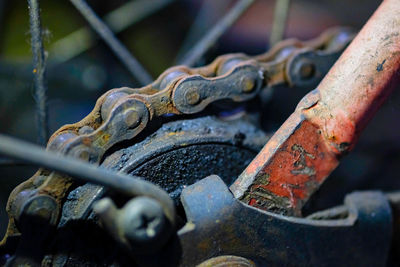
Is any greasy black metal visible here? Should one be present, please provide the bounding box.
[27,0,48,146]
[57,183,103,228]
[0,28,354,260]
[93,196,172,253]
[6,195,58,267]
[0,134,175,226]
[20,116,266,265]
[177,175,392,266]
[2,29,352,234]
[179,0,254,67]
[69,0,152,85]
[52,115,266,233]
[105,116,269,201]
[48,184,126,266]
[129,145,256,201]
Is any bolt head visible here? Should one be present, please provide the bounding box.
[18,195,58,228]
[120,197,169,249]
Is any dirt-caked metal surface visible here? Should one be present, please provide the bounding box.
[176,176,392,267]
[28,116,267,265]
[104,116,269,201]
[1,27,353,246]
[2,0,400,265]
[231,0,400,216]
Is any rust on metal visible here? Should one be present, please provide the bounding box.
[1,28,352,244]
[231,0,400,216]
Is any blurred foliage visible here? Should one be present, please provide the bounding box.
[2,1,81,59]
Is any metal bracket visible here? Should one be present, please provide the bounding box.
[177,175,392,266]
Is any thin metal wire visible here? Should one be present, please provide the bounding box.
[69,0,153,85]
[0,133,175,223]
[174,0,233,63]
[27,0,49,146]
[178,0,254,67]
[269,0,291,47]
[51,0,174,64]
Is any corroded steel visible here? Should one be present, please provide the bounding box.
[231,0,400,216]
[178,176,392,266]
[0,27,352,247]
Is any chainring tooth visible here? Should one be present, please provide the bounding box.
[2,27,353,245]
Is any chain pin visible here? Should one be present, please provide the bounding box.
[124,109,141,129]
[185,88,201,105]
[241,77,256,93]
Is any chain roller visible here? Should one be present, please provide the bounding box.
[1,27,354,243]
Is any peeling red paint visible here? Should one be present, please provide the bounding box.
[231,0,400,216]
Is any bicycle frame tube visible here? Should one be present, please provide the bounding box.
[231,0,400,216]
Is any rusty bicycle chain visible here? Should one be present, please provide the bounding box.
[2,27,354,241]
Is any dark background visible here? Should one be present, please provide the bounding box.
[1,0,399,237]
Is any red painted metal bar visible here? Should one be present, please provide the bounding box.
[230,0,400,216]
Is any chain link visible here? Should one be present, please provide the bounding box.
[2,27,354,241]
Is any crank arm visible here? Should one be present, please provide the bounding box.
[231,0,400,216]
